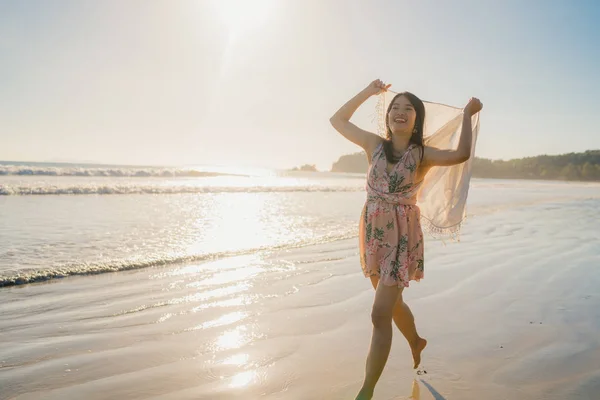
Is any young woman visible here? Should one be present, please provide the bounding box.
[329,79,482,400]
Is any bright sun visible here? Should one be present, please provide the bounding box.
[210,0,274,35]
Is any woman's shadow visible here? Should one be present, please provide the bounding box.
[408,379,447,400]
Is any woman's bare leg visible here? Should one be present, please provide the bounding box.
[369,277,427,369]
[394,300,427,368]
[356,279,403,400]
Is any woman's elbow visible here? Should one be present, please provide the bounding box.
[329,115,342,129]
[457,153,470,163]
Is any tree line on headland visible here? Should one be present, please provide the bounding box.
[328,150,600,181]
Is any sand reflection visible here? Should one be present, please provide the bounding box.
[229,370,258,388]
[410,379,420,399]
[222,353,249,366]
[213,325,264,351]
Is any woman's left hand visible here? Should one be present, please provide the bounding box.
[463,97,483,116]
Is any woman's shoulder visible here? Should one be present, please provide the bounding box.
[365,138,385,161]
[409,143,424,160]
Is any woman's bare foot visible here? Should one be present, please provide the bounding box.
[411,338,427,369]
[355,386,374,400]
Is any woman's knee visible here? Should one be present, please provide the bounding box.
[393,294,405,310]
[371,306,393,328]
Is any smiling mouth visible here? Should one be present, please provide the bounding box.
[394,117,407,123]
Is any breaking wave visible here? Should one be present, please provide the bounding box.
[0,230,357,287]
[0,184,363,195]
[0,165,244,178]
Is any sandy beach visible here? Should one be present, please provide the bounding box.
[2,178,600,399]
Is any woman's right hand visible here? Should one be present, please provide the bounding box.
[364,79,391,96]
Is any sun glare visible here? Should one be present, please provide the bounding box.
[211,0,274,35]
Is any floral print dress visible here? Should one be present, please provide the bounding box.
[359,142,425,288]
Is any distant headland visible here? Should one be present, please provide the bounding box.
[327,150,600,181]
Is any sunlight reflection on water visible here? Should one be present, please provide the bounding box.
[189,311,249,330]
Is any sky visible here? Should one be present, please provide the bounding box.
[1,0,599,170]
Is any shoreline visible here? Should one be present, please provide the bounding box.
[3,191,599,289]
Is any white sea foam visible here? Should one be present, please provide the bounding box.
[0,184,363,195]
[0,230,357,287]
[0,164,244,178]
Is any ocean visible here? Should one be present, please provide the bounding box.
[0,161,372,287]
[2,161,597,288]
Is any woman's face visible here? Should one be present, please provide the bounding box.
[387,95,417,135]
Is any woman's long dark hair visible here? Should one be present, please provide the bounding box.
[383,92,425,164]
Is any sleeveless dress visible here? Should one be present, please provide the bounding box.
[359,142,425,288]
